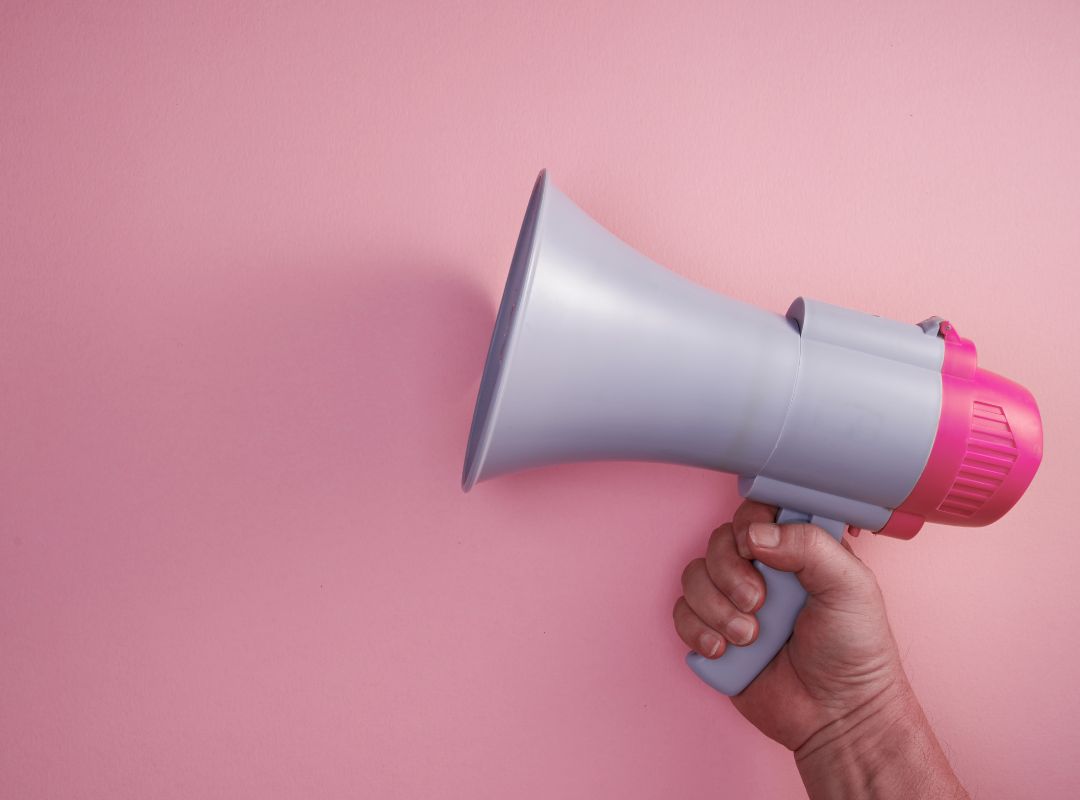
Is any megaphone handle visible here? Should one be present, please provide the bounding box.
[684,509,847,695]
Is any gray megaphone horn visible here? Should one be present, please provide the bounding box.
[462,170,1042,696]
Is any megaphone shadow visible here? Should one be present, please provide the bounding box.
[348,264,498,487]
[181,256,497,515]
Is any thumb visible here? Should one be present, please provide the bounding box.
[747,520,874,603]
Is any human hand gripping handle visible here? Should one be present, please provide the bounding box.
[684,508,846,695]
[676,500,970,798]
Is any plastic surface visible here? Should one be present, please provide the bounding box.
[762,298,943,511]
[462,171,803,490]
[685,510,847,695]
[462,173,945,526]
[879,321,1044,538]
[737,474,891,532]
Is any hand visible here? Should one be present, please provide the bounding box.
[673,500,969,799]
[673,499,903,749]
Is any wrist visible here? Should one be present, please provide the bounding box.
[795,678,968,800]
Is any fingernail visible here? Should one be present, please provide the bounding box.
[701,634,723,658]
[727,616,755,645]
[749,522,780,548]
[731,583,759,612]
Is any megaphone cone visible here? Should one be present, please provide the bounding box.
[463,170,800,491]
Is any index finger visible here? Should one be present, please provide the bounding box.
[732,500,777,559]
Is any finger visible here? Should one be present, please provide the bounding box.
[673,597,726,658]
[732,500,778,559]
[681,558,758,646]
[705,524,766,613]
[746,520,874,604]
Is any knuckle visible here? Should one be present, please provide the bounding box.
[705,550,740,589]
[804,523,826,547]
[710,605,732,628]
[680,558,704,589]
[703,554,725,585]
[708,523,733,548]
[704,594,734,626]
[672,597,684,619]
[737,498,776,520]
[803,524,832,554]
[782,523,818,564]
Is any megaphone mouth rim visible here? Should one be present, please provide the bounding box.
[461,169,550,491]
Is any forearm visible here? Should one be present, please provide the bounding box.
[795,682,969,800]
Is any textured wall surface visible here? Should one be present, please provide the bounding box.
[2,2,1078,797]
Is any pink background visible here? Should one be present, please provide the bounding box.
[3,2,1079,797]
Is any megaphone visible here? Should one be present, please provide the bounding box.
[462,170,1043,695]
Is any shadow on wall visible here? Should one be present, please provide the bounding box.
[355,262,496,485]
[155,256,496,525]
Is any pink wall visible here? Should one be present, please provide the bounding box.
[2,2,1078,797]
